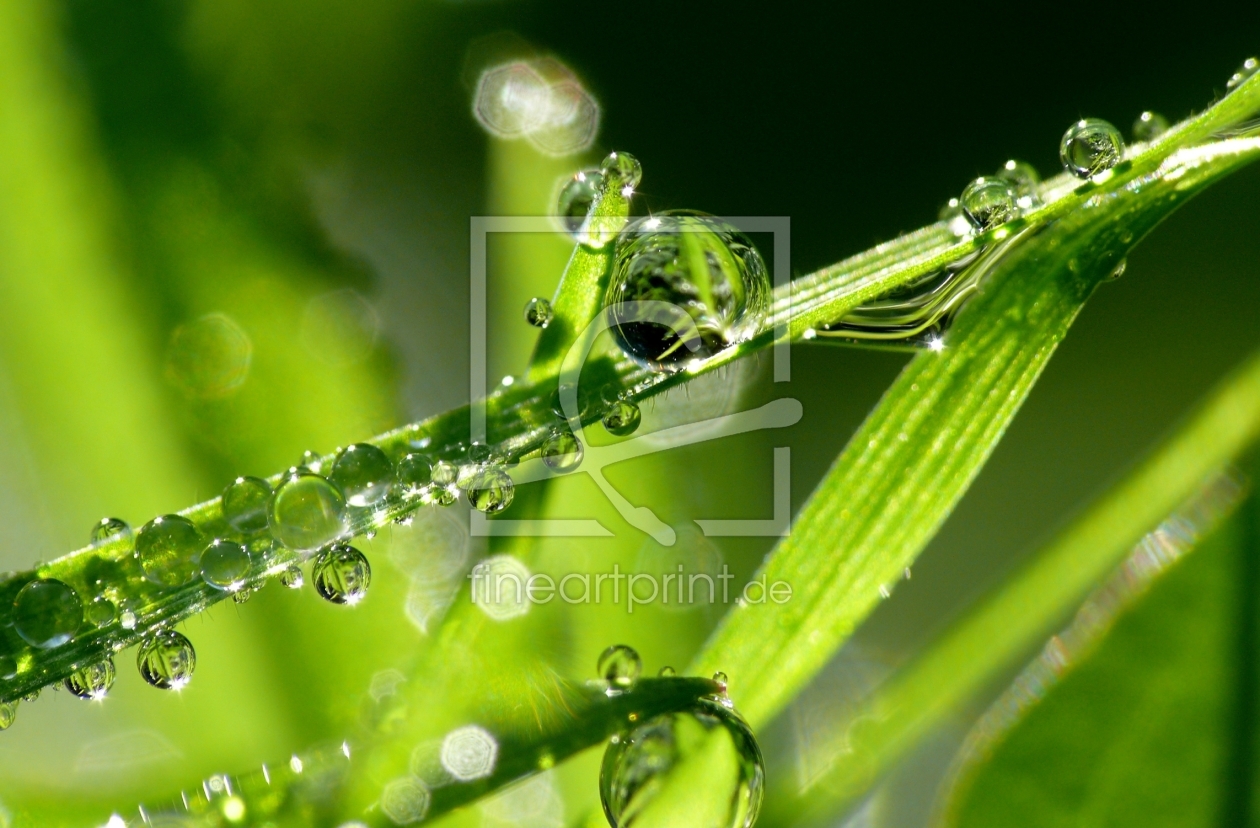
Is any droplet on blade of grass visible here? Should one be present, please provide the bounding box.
[1060,118,1126,179]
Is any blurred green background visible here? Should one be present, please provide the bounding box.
[1,0,1259,825]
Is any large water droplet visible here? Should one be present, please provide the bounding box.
[601,151,643,193]
[599,697,764,828]
[524,297,554,328]
[222,476,273,535]
[396,452,433,498]
[1228,57,1259,91]
[598,645,641,688]
[13,579,82,649]
[423,461,459,507]
[312,544,371,605]
[200,539,251,591]
[90,517,131,546]
[542,432,583,472]
[467,467,515,514]
[136,515,203,587]
[556,170,604,238]
[606,212,770,374]
[64,657,116,700]
[0,702,15,730]
[1060,119,1126,179]
[137,630,196,690]
[960,177,1018,231]
[268,472,347,551]
[329,444,394,508]
[85,595,118,628]
[1132,111,1170,142]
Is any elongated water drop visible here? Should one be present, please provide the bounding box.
[542,431,583,472]
[597,645,641,688]
[600,151,643,193]
[13,579,82,649]
[65,657,116,700]
[312,544,371,605]
[200,539,251,591]
[556,170,604,238]
[1132,111,1170,142]
[329,443,394,508]
[1228,57,1259,91]
[222,476,272,534]
[960,177,1018,231]
[467,467,515,514]
[0,702,15,730]
[606,212,770,373]
[602,399,641,437]
[1060,119,1125,179]
[90,517,131,546]
[280,564,304,589]
[269,472,347,551]
[137,630,196,690]
[423,461,459,507]
[600,697,764,828]
[136,515,203,587]
[524,297,554,328]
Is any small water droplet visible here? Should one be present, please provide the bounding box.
[960,177,1018,231]
[467,467,515,514]
[85,595,118,627]
[232,587,255,605]
[597,645,642,688]
[599,698,763,828]
[606,211,770,373]
[0,702,16,730]
[600,150,643,193]
[1060,119,1126,179]
[137,630,196,690]
[1132,110,1170,142]
[328,444,394,508]
[602,399,642,437]
[1107,259,1128,281]
[556,170,604,237]
[13,578,83,649]
[120,609,137,629]
[712,671,728,689]
[222,476,273,535]
[136,515,203,587]
[298,449,323,474]
[395,452,433,499]
[279,564,304,589]
[64,657,116,700]
[468,442,493,463]
[657,666,676,677]
[0,655,17,680]
[995,159,1040,195]
[90,517,132,546]
[21,690,39,703]
[312,544,371,605]
[1228,57,1259,91]
[422,461,459,507]
[542,431,583,473]
[200,539,251,591]
[269,472,348,551]
[524,297,554,328]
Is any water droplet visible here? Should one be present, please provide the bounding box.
[64,657,116,700]
[312,544,371,605]
[136,515,203,587]
[298,449,324,474]
[280,564,304,589]
[1132,110,1170,142]
[200,539,251,591]
[658,666,676,678]
[90,517,132,546]
[0,655,17,680]
[0,702,16,730]
[329,444,394,508]
[468,442,493,463]
[1228,57,1259,91]
[137,630,196,690]
[120,609,137,629]
[524,297,554,328]
[606,211,770,374]
[601,151,643,193]
[165,313,252,399]
[13,578,83,649]
[85,595,118,627]
[960,177,1018,231]
[1060,119,1126,179]
[550,382,595,422]
[396,452,433,499]
[21,690,38,703]
[712,671,729,689]
[423,461,459,507]
[598,645,642,688]
[556,169,604,237]
[222,476,273,535]
[995,160,1040,194]
[1107,259,1128,281]
[467,467,515,514]
[599,698,764,828]
[232,587,255,604]
[542,432,583,472]
[268,472,347,551]
[602,399,642,437]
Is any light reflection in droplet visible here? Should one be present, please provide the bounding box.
[441,725,498,781]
